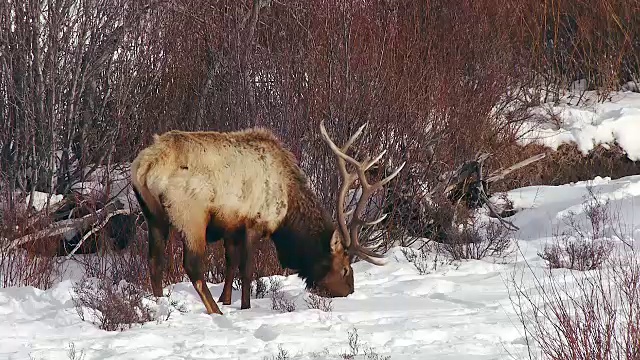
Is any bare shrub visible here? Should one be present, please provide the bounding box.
[72,275,153,331]
[153,230,223,287]
[401,247,437,275]
[253,277,269,299]
[510,249,640,360]
[154,230,284,289]
[71,220,151,292]
[441,217,515,261]
[66,342,86,360]
[510,185,639,360]
[263,345,290,360]
[269,278,296,313]
[539,186,615,271]
[341,327,390,360]
[523,0,640,96]
[252,237,287,279]
[0,243,65,290]
[539,239,614,271]
[68,223,163,331]
[304,292,333,313]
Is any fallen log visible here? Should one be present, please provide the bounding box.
[9,199,129,253]
[64,208,130,259]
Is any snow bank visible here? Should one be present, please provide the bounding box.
[498,174,640,244]
[518,90,640,160]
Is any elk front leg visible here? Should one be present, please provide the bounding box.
[219,236,239,305]
[239,228,260,309]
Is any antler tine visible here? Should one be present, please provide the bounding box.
[319,120,361,248]
[348,158,406,265]
[343,122,368,151]
[319,122,366,167]
[319,120,405,266]
[363,149,387,171]
[378,161,406,186]
[364,212,388,226]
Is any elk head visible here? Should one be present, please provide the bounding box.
[313,120,405,297]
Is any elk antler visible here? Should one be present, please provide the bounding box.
[319,120,406,265]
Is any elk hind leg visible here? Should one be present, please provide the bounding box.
[183,229,222,315]
[147,221,169,297]
[133,187,168,298]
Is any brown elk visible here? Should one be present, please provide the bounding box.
[130,121,404,315]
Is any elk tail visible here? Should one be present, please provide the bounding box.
[130,138,167,223]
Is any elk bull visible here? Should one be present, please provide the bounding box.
[130,121,404,315]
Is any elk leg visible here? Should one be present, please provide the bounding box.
[239,228,260,309]
[183,231,222,315]
[218,236,239,305]
[147,221,169,298]
[133,187,169,298]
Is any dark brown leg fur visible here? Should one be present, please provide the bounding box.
[240,228,261,309]
[133,187,169,298]
[219,237,239,305]
[147,222,169,297]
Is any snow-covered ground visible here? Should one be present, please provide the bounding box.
[2,172,640,360]
[519,89,640,160]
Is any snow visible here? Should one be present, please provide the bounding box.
[0,255,528,360]
[1,173,639,359]
[25,191,64,211]
[518,90,640,160]
[501,174,640,243]
[72,164,140,212]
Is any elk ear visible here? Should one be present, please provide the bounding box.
[330,230,345,254]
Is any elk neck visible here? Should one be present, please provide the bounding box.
[270,178,337,288]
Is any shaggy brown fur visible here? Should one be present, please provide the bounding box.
[130,128,353,315]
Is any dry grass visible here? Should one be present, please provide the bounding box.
[493,143,640,193]
[0,201,65,289]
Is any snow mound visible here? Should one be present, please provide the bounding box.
[518,91,640,160]
[499,174,640,246]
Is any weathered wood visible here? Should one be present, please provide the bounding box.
[486,153,546,183]
[65,208,131,259]
[9,200,126,252]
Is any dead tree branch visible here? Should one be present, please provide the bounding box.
[9,200,127,252]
